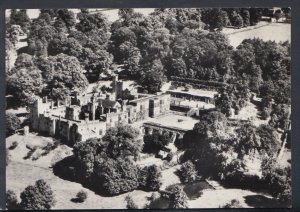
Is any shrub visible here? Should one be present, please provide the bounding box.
[8,141,18,150]
[166,152,173,162]
[41,141,60,156]
[167,185,188,209]
[125,195,138,209]
[177,161,197,183]
[20,179,55,210]
[6,112,21,136]
[6,190,20,210]
[23,146,37,160]
[222,199,242,208]
[76,190,87,203]
[263,165,291,205]
[139,165,162,191]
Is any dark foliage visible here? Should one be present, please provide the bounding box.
[6,113,21,136]
[143,131,172,154]
[20,179,55,210]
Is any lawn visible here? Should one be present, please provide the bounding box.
[223,21,291,48]
[6,132,287,209]
[6,133,154,209]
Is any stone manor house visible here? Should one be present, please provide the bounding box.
[30,76,171,146]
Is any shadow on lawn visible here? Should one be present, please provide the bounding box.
[244,195,288,208]
[52,156,113,197]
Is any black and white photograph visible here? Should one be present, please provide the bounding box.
[4,8,291,209]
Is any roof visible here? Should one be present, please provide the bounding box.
[98,99,121,108]
[167,88,218,99]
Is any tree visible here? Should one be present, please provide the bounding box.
[37,12,52,25]
[14,53,34,68]
[93,157,140,195]
[214,91,233,117]
[9,9,31,32]
[139,59,166,93]
[269,104,290,130]
[249,8,262,25]
[274,10,283,22]
[27,18,58,56]
[76,12,109,33]
[20,179,55,210]
[143,131,172,154]
[73,138,105,181]
[40,9,58,20]
[140,165,162,191]
[235,123,260,158]
[6,67,43,106]
[177,161,197,183]
[193,111,228,140]
[125,195,138,209]
[56,9,76,31]
[167,185,188,209]
[76,190,88,202]
[256,124,281,157]
[103,125,142,160]
[6,112,21,136]
[6,25,23,46]
[6,190,20,210]
[35,54,89,100]
[201,9,229,30]
[231,14,244,28]
[262,163,291,205]
[241,9,250,27]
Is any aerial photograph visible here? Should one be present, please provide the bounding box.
[5,8,291,209]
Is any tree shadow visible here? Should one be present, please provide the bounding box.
[147,196,170,209]
[244,195,289,208]
[52,156,116,197]
[70,198,83,203]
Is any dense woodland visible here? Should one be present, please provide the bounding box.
[6,8,291,209]
[6,9,290,107]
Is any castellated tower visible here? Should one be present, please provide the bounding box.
[112,75,124,100]
[30,98,49,130]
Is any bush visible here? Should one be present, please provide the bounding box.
[6,113,21,136]
[20,179,55,210]
[76,190,87,203]
[6,190,20,210]
[23,146,37,160]
[41,141,60,156]
[177,161,197,183]
[8,141,18,150]
[166,152,173,162]
[222,199,242,208]
[125,195,138,209]
[166,185,188,209]
[140,165,162,191]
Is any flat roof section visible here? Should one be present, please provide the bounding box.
[167,88,218,99]
[146,114,199,131]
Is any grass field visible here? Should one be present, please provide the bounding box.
[223,22,291,48]
[6,132,287,209]
[6,133,153,209]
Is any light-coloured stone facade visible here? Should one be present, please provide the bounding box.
[29,86,171,146]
